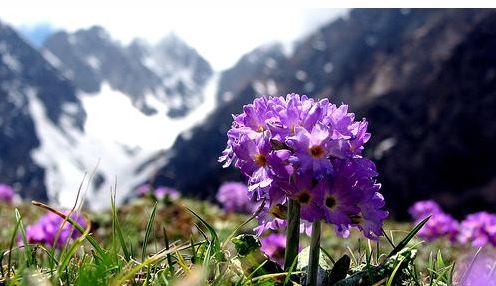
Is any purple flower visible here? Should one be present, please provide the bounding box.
[219,93,387,239]
[322,158,387,239]
[260,233,287,266]
[286,170,326,222]
[216,182,258,214]
[0,184,15,203]
[409,200,443,221]
[456,251,496,286]
[232,134,273,200]
[417,212,459,242]
[287,123,335,178]
[356,187,389,240]
[154,186,180,201]
[458,212,496,248]
[137,184,152,197]
[25,211,87,248]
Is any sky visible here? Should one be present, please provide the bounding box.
[0,1,348,70]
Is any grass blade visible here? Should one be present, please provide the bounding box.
[15,209,33,267]
[58,219,92,274]
[387,215,430,258]
[142,202,158,261]
[111,186,131,261]
[185,206,220,255]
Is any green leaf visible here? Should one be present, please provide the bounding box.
[387,215,430,258]
[232,234,261,257]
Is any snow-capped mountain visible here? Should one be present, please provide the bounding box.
[0,23,218,208]
[43,26,213,118]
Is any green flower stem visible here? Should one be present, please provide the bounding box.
[306,220,321,286]
[284,199,301,270]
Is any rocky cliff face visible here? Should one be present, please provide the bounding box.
[156,9,496,217]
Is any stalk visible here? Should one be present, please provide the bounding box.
[284,199,301,270]
[306,220,321,286]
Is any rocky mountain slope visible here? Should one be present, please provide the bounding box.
[0,21,85,200]
[43,27,213,118]
[0,23,217,206]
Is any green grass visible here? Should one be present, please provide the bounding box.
[0,198,469,285]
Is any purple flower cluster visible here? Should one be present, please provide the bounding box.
[409,200,459,242]
[458,212,496,248]
[25,211,87,248]
[409,200,496,247]
[155,186,180,201]
[0,184,15,204]
[260,233,287,266]
[220,94,388,239]
[216,182,258,214]
[137,185,180,202]
[455,251,496,286]
[409,200,443,220]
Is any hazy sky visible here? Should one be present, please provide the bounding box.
[0,1,347,70]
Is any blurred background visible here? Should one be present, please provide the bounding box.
[0,6,495,219]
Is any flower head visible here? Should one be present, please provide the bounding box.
[216,182,258,214]
[154,186,180,201]
[137,184,152,197]
[25,211,87,248]
[455,251,496,286]
[409,200,443,221]
[458,212,496,247]
[0,184,15,204]
[219,94,387,238]
[417,212,459,242]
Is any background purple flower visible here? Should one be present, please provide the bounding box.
[417,212,459,242]
[137,184,152,197]
[25,211,87,248]
[216,182,258,214]
[0,184,15,203]
[409,200,443,221]
[154,186,180,201]
[409,200,460,243]
[456,251,496,286]
[458,212,496,248]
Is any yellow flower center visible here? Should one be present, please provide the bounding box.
[309,145,325,158]
[254,154,267,167]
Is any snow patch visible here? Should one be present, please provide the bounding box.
[85,55,101,70]
[2,52,22,73]
[29,74,219,209]
[42,50,63,69]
